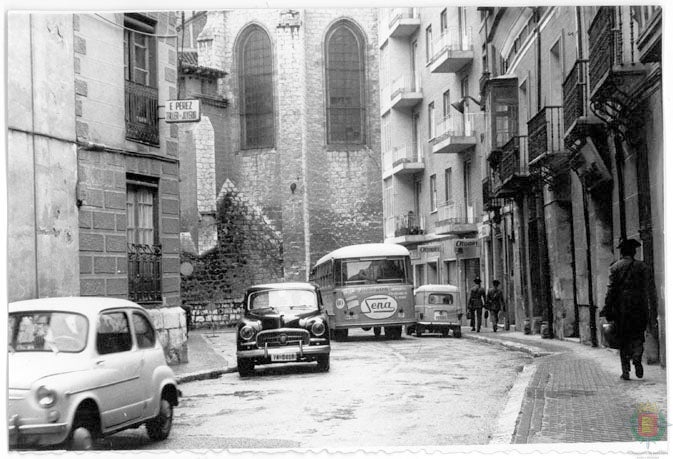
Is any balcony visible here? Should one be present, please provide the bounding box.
[385,214,427,245]
[482,176,503,212]
[636,7,662,64]
[527,106,567,171]
[434,201,478,235]
[390,75,423,111]
[388,8,420,39]
[127,243,162,303]
[493,135,529,198]
[382,145,424,179]
[431,113,479,154]
[427,27,474,74]
[125,80,159,146]
[588,6,647,104]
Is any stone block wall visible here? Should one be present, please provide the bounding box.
[147,306,188,364]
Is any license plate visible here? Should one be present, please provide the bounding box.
[434,312,448,320]
[271,353,296,362]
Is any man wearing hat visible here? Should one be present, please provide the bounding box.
[486,280,506,332]
[467,277,486,332]
[601,238,651,380]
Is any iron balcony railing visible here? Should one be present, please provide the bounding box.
[428,27,473,64]
[498,135,528,183]
[127,243,162,303]
[482,176,503,210]
[528,106,564,163]
[383,144,419,172]
[437,200,475,224]
[390,75,422,98]
[393,213,425,237]
[388,8,417,29]
[562,59,589,134]
[433,112,479,143]
[125,80,159,145]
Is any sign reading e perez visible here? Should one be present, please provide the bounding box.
[165,99,200,123]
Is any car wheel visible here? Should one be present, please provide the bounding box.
[146,398,173,441]
[415,326,423,338]
[406,326,414,335]
[316,354,330,372]
[441,329,449,338]
[453,327,462,338]
[68,426,94,450]
[361,327,372,332]
[237,358,255,377]
[373,327,381,337]
[333,329,348,341]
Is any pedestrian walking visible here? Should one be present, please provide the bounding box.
[485,280,505,332]
[467,278,486,332]
[600,238,651,380]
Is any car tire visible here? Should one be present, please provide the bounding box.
[146,398,173,441]
[406,326,414,335]
[333,329,348,341]
[373,327,382,337]
[441,329,449,338]
[453,327,462,338]
[237,358,255,377]
[316,354,330,372]
[68,425,94,450]
[415,327,423,338]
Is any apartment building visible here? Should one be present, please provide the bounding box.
[379,7,486,309]
[480,6,663,362]
[7,12,188,363]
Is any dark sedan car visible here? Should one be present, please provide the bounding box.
[236,282,331,376]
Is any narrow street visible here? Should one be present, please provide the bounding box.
[103,330,531,449]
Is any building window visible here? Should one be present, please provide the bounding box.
[442,90,451,118]
[425,25,433,62]
[127,177,162,303]
[124,14,159,146]
[430,174,437,212]
[440,9,448,35]
[325,21,366,144]
[444,167,453,202]
[238,25,274,149]
[428,102,435,139]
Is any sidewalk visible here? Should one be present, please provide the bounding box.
[171,328,237,383]
[463,328,668,444]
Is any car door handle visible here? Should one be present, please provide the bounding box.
[96,359,105,365]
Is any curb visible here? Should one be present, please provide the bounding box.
[176,366,237,384]
[463,333,555,358]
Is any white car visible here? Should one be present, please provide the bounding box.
[8,297,180,450]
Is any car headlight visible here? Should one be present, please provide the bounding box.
[311,320,326,337]
[36,386,57,408]
[239,325,256,341]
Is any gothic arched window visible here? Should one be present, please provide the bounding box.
[238,26,274,149]
[325,21,366,144]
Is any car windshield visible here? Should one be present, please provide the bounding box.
[249,289,318,314]
[8,311,88,353]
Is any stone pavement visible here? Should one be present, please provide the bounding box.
[171,325,668,444]
[463,328,668,444]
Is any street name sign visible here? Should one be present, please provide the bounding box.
[165,99,201,123]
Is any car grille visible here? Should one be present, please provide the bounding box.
[257,329,310,347]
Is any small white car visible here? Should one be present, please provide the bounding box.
[408,284,463,338]
[8,297,180,450]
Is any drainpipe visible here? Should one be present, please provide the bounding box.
[566,200,580,338]
[613,138,627,240]
[580,177,598,347]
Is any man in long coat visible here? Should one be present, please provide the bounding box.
[486,280,505,332]
[601,238,651,380]
[468,278,486,332]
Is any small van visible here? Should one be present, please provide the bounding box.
[408,284,463,338]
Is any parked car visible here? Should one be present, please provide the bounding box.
[407,284,463,338]
[236,282,331,376]
[8,297,180,450]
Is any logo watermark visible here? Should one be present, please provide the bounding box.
[630,402,667,444]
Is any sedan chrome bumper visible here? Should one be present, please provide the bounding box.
[237,344,330,360]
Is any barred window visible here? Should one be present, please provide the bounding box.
[239,26,274,149]
[325,21,366,144]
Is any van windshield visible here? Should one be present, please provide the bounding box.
[340,258,408,285]
[249,289,318,314]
